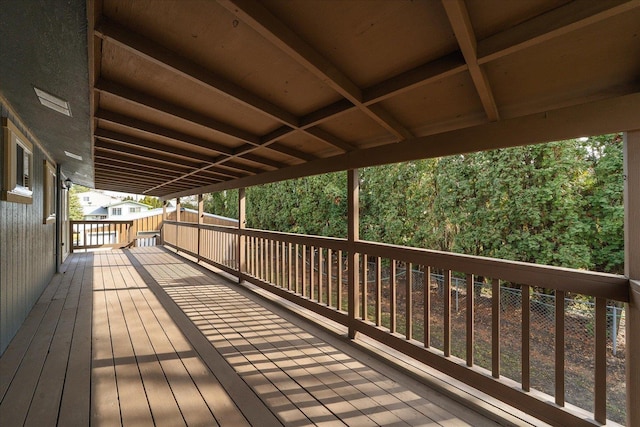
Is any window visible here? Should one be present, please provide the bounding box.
[2,118,33,203]
[112,207,122,216]
[83,196,89,202]
[43,160,56,224]
[129,207,140,213]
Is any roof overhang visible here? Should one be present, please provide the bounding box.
[2,0,640,196]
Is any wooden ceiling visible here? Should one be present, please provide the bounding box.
[89,0,640,198]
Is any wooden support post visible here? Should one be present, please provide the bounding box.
[176,198,181,222]
[197,194,203,260]
[238,188,246,283]
[161,200,167,244]
[624,130,640,427]
[348,168,360,339]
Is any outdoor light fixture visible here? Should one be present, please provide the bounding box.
[63,178,73,189]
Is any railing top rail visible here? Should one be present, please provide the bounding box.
[165,220,629,301]
[71,220,134,225]
[356,240,629,302]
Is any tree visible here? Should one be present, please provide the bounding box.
[139,195,163,209]
[68,192,84,220]
[583,134,624,273]
[204,190,239,219]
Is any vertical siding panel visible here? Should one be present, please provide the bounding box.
[0,109,57,355]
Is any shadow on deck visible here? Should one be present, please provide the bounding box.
[0,246,525,426]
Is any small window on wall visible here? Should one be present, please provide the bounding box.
[112,207,122,216]
[43,160,56,223]
[2,118,33,203]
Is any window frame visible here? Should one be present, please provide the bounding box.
[2,117,34,204]
[43,160,56,224]
[112,207,122,216]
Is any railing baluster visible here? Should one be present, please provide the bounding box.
[492,278,500,378]
[555,289,565,406]
[288,242,293,291]
[302,245,307,297]
[310,246,316,300]
[318,248,323,303]
[337,250,343,310]
[362,254,368,321]
[444,269,451,357]
[295,243,300,294]
[424,266,430,348]
[390,260,396,334]
[594,297,607,424]
[270,239,275,284]
[466,273,474,367]
[262,238,266,281]
[406,263,413,340]
[375,257,381,326]
[327,248,333,307]
[281,241,285,286]
[522,284,531,391]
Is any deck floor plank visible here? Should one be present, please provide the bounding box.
[58,253,93,426]
[91,252,123,426]
[114,257,189,427]
[0,255,79,426]
[1,247,505,427]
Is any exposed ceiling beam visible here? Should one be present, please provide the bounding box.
[218,0,414,141]
[95,79,315,162]
[95,161,194,182]
[95,79,260,143]
[95,19,354,153]
[95,128,220,164]
[94,166,212,186]
[96,109,278,171]
[363,52,467,104]
[95,151,196,174]
[304,127,356,151]
[95,18,299,126]
[96,109,234,155]
[95,127,256,179]
[162,92,640,199]
[95,139,205,168]
[477,0,640,64]
[442,0,499,122]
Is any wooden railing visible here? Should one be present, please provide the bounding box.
[71,216,164,252]
[70,220,134,252]
[163,220,630,426]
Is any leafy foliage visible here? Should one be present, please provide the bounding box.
[68,192,84,220]
[203,135,624,273]
[139,195,163,209]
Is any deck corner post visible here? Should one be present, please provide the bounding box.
[161,200,167,244]
[624,130,640,427]
[348,168,360,339]
[238,187,246,283]
[197,194,204,260]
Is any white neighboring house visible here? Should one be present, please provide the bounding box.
[78,190,120,219]
[77,189,154,220]
[104,200,153,220]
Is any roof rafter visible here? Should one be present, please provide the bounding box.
[95,79,315,162]
[477,0,640,64]
[218,0,414,141]
[442,0,500,122]
[95,19,354,153]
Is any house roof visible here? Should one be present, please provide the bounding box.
[82,206,108,217]
[105,200,152,209]
[1,0,639,198]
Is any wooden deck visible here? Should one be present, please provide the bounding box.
[0,246,506,426]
